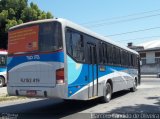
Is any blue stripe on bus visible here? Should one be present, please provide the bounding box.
[0,67,7,72]
[7,51,64,71]
[67,56,128,97]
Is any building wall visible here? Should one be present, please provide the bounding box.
[128,44,160,75]
[146,51,155,64]
[141,63,160,74]
[139,50,160,74]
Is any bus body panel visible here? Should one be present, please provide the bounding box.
[7,84,66,98]
[7,51,66,98]
[7,20,66,98]
[67,56,89,100]
[66,55,138,100]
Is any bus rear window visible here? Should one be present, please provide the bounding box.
[8,22,62,54]
[39,22,62,52]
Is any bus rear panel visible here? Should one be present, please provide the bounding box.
[7,20,66,98]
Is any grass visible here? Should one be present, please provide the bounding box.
[0,94,27,102]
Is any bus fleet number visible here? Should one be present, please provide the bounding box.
[26,55,40,60]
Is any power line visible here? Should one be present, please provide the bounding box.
[116,35,160,42]
[81,8,160,25]
[105,26,160,37]
[85,13,160,28]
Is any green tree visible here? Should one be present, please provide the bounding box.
[0,0,53,49]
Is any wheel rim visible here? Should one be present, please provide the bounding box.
[106,84,111,99]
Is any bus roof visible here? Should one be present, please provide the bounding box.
[9,18,138,55]
[59,18,139,55]
[9,19,57,30]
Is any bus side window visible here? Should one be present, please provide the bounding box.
[105,44,108,64]
[102,43,106,64]
[107,45,112,64]
[72,32,85,62]
[112,46,116,64]
[66,29,85,62]
[66,30,72,56]
[99,42,103,64]
[121,50,125,66]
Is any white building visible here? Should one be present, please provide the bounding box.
[128,40,160,75]
[138,40,160,65]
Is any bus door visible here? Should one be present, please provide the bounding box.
[87,43,98,98]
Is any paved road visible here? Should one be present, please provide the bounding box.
[0,87,7,96]
[0,78,160,119]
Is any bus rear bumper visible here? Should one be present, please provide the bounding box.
[7,85,66,99]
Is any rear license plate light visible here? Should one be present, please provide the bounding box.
[26,90,37,96]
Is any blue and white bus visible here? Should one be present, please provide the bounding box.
[7,18,140,102]
[0,50,7,87]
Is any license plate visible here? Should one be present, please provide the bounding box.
[26,90,37,96]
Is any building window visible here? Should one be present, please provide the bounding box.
[140,53,146,65]
[155,52,160,57]
[155,52,160,63]
[140,53,146,58]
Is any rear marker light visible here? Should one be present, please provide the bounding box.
[56,68,64,84]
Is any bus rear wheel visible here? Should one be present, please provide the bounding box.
[101,83,112,103]
[130,79,137,92]
[0,77,5,87]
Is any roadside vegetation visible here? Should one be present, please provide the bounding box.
[0,94,27,102]
[0,0,53,49]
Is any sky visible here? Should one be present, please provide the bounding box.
[28,0,160,46]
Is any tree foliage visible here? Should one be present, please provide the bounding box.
[0,0,53,49]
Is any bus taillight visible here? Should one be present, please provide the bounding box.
[56,68,64,84]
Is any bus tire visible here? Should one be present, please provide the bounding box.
[0,76,5,87]
[130,78,137,92]
[101,82,112,103]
